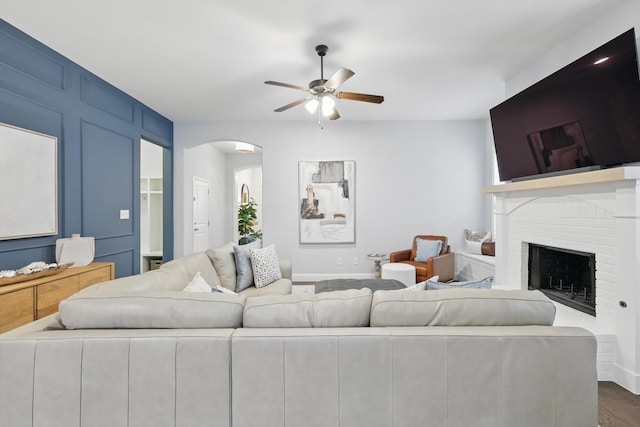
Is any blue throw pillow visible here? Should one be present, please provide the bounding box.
[426,276,494,290]
[414,239,443,262]
[234,239,262,292]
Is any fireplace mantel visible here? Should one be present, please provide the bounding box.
[482,166,640,194]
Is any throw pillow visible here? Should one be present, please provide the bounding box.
[206,242,236,291]
[183,272,212,292]
[465,240,483,255]
[392,275,438,292]
[426,276,494,290]
[481,241,496,256]
[250,244,282,288]
[234,239,262,292]
[464,229,492,255]
[464,229,492,242]
[414,239,443,262]
[401,281,427,291]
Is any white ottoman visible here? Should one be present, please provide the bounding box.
[381,263,416,286]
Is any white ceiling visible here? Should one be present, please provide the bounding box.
[0,0,624,122]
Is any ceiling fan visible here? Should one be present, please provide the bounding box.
[265,44,384,123]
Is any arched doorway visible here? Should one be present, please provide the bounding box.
[182,140,262,252]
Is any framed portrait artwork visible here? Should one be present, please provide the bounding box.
[298,160,355,244]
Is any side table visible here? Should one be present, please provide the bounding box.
[366,253,389,278]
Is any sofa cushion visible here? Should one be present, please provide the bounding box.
[243,288,372,327]
[239,278,292,297]
[370,289,556,327]
[59,290,246,329]
[161,252,221,289]
[234,240,261,292]
[250,244,282,288]
[91,265,188,292]
[206,242,237,291]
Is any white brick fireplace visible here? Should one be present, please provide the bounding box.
[485,167,640,394]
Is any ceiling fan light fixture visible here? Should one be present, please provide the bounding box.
[321,96,335,116]
[235,142,255,154]
[265,44,383,124]
[305,98,319,114]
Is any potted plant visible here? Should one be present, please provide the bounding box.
[238,198,262,244]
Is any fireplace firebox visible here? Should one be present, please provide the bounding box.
[528,244,596,316]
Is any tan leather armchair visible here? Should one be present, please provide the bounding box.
[389,235,455,283]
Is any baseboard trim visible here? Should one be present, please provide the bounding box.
[612,363,640,394]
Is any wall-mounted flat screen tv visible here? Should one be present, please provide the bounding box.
[490,29,640,182]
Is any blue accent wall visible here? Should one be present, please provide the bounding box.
[0,19,173,277]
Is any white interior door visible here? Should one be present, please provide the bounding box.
[193,177,210,252]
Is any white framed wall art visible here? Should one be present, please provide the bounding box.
[298,160,355,244]
[0,122,57,240]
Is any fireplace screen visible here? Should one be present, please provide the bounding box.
[528,244,596,316]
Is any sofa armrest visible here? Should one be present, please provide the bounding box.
[432,252,455,282]
[279,260,292,280]
[389,249,411,263]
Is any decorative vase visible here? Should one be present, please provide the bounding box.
[55,234,95,267]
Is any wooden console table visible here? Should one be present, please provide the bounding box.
[0,262,114,333]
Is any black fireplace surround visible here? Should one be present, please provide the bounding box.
[528,244,596,316]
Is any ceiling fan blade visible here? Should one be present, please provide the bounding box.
[265,81,306,91]
[328,108,340,121]
[274,98,306,112]
[336,91,384,104]
[324,67,355,90]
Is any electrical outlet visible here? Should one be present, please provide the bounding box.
[353,257,358,265]
[337,257,343,266]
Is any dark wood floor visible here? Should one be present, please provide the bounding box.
[599,381,640,427]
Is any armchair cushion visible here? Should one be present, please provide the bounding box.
[409,235,448,260]
[415,239,443,262]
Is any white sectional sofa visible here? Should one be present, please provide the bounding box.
[0,250,598,427]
